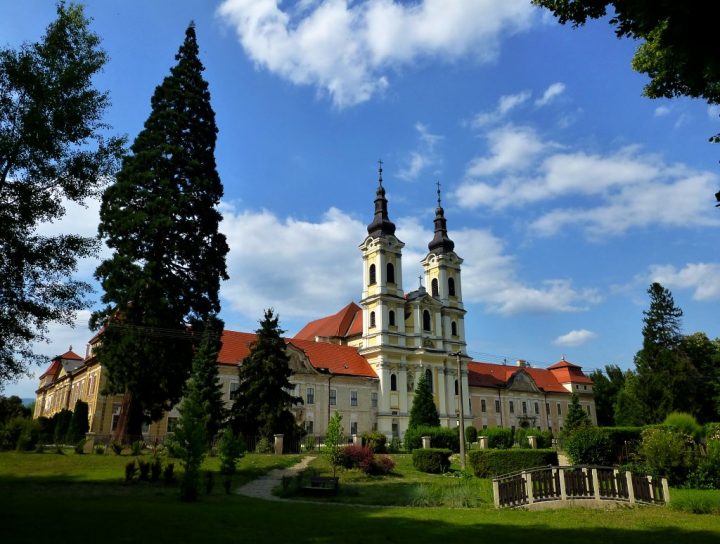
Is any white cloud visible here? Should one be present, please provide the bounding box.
[397,123,443,181]
[707,104,720,120]
[554,329,596,347]
[654,105,671,117]
[648,263,720,301]
[465,124,550,179]
[217,0,535,107]
[471,90,531,128]
[535,82,565,107]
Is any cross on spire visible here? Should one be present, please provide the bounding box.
[436,180,442,207]
[378,159,383,187]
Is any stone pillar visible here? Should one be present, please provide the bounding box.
[662,477,670,504]
[592,468,601,501]
[421,436,431,449]
[274,434,284,455]
[647,475,655,501]
[523,471,534,505]
[492,478,500,508]
[527,435,537,449]
[558,468,567,501]
[352,434,360,446]
[83,432,96,454]
[625,471,636,504]
[479,436,488,449]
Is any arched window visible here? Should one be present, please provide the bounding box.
[390,373,397,391]
[454,379,459,395]
[451,321,457,336]
[369,311,376,328]
[369,264,376,285]
[387,262,395,284]
[431,278,439,297]
[423,310,431,331]
[389,310,395,327]
[425,368,433,393]
[448,277,456,297]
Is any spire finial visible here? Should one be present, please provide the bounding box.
[378,159,383,188]
[418,275,423,288]
[436,180,441,207]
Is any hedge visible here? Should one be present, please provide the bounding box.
[601,427,642,462]
[412,448,452,473]
[482,427,513,449]
[564,427,613,465]
[469,449,558,478]
[404,426,459,452]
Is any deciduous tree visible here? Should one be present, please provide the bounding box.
[589,364,625,426]
[91,23,228,441]
[0,2,123,386]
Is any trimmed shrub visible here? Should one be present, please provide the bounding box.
[65,400,89,444]
[564,427,613,465]
[533,430,554,449]
[52,409,72,445]
[124,461,137,482]
[484,427,513,449]
[369,455,395,475]
[341,445,374,469]
[465,426,478,444]
[95,445,105,455]
[663,412,702,442]
[217,428,245,475]
[138,460,151,481]
[163,463,175,484]
[255,437,273,454]
[404,426,459,452]
[413,448,452,474]
[130,440,143,456]
[514,428,529,448]
[469,449,558,478]
[361,431,387,453]
[388,437,402,454]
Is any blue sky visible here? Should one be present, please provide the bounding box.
[3,1,719,398]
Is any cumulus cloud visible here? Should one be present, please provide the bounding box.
[553,329,597,347]
[535,82,565,107]
[707,104,720,120]
[397,123,443,181]
[454,123,720,236]
[217,0,535,107]
[649,263,720,301]
[654,105,671,117]
[471,90,531,128]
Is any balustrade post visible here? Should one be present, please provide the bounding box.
[492,479,500,508]
[625,471,636,504]
[647,475,655,501]
[558,467,567,501]
[523,471,534,505]
[662,477,670,504]
[592,468,601,501]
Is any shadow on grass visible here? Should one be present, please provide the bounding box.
[3,478,720,544]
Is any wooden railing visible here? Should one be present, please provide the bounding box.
[492,466,669,508]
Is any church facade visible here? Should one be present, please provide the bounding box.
[34,168,596,443]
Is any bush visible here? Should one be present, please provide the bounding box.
[483,427,513,449]
[412,448,452,473]
[601,427,643,463]
[469,449,558,478]
[163,463,175,484]
[704,423,720,443]
[303,435,316,452]
[361,431,387,453]
[255,437,273,454]
[341,445,374,469]
[150,458,162,481]
[640,427,696,486]
[65,400,89,444]
[124,461,137,483]
[130,440,143,456]
[73,438,86,454]
[388,437,402,454]
[138,460,151,481]
[217,428,245,475]
[465,426,478,444]
[564,427,613,465]
[663,412,702,442]
[7,418,40,451]
[532,430,554,449]
[404,426,459,452]
[95,445,105,455]
[514,428,529,448]
[369,455,395,475]
[110,441,123,455]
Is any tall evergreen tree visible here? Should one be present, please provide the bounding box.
[65,399,89,444]
[589,364,625,426]
[91,24,228,441]
[0,3,123,386]
[564,393,591,434]
[680,332,720,422]
[191,324,225,444]
[633,283,698,423]
[230,310,302,442]
[408,372,440,429]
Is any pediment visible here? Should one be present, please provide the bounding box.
[506,370,541,393]
[285,345,317,374]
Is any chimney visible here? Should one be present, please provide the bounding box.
[516,359,528,368]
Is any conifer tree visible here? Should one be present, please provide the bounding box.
[564,393,590,434]
[230,310,302,442]
[91,24,228,441]
[408,373,440,429]
[191,325,225,444]
[66,399,89,444]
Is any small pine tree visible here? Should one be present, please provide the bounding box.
[408,373,440,429]
[325,411,344,478]
[192,324,225,444]
[230,309,302,441]
[66,400,90,444]
[564,393,591,434]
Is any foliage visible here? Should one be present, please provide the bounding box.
[564,393,591,435]
[663,412,703,442]
[412,448,452,474]
[469,449,559,478]
[483,427,513,449]
[325,411,344,478]
[601,427,643,463]
[73,439,86,454]
[254,437,272,454]
[110,441,122,455]
[192,327,226,444]
[532,430,555,449]
[589,365,625,426]
[217,427,245,475]
[514,428,530,448]
[639,427,696,485]
[95,445,105,455]
[124,461,137,483]
[52,409,72,445]
[91,23,228,439]
[687,440,720,490]
[130,441,142,456]
[138,460,150,481]
[408,372,440,429]
[65,400,89,444]
[613,371,647,426]
[340,445,395,475]
[464,426,478,444]
[2,417,41,451]
[230,309,302,442]
[387,437,402,454]
[669,489,720,515]
[681,333,720,423]
[404,426,459,453]
[0,396,30,424]
[0,2,123,386]
[361,431,386,453]
[564,427,613,465]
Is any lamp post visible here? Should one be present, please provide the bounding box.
[451,350,466,470]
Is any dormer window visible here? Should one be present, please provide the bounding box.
[448,277,456,297]
[369,264,376,285]
[431,278,439,297]
[387,263,395,284]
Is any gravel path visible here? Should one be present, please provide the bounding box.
[236,456,316,501]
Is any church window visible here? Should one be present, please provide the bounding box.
[431,278,439,297]
[369,264,376,285]
[509,401,515,414]
[451,321,457,336]
[306,387,315,405]
[448,277,456,297]
[387,263,395,284]
[425,368,433,393]
[389,310,395,326]
[522,401,527,414]
[423,310,431,331]
[454,379,459,395]
[481,399,487,412]
[369,311,376,328]
[351,390,358,406]
[330,389,337,406]
[495,400,501,413]
[390,373,397,391]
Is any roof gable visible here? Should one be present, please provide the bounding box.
[294,302,362,341]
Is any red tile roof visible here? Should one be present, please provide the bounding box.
[38,350,84,379]
[217,330,376,378]
[58,350,83,361]
[547,358,593,384]
[39,359,62,380]
[467,360,591,393]
[294,302,362,341]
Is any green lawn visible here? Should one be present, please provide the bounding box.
[2,451,720,544]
